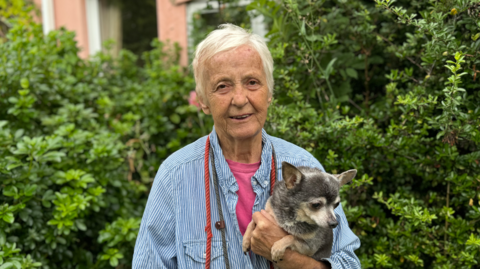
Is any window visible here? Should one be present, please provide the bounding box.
[186,0,268,57]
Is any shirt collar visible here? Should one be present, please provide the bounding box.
[209,127,273,189]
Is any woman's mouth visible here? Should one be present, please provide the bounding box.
[230,114,252,120]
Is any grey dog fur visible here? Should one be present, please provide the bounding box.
[242,161,356,265]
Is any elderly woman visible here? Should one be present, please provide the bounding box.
[133,24,360,269]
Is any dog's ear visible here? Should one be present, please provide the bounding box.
[282,161,303,189]
[334,169,357,186]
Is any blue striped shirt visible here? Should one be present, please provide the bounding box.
[133,128,361,268]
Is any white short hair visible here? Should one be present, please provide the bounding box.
[192,24,274,102]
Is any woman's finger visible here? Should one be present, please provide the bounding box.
[260,209,276,223]
[252,211,266,224]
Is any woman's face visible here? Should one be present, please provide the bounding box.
[199,45,271,144]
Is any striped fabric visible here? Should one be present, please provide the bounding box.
[133,128,361,269]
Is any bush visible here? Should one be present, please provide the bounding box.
[2,0,480,268]
[246,0,480,268]
[0,18,210,269]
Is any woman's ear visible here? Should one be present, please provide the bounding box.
[197,97,211,115]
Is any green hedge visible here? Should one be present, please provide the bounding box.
[1,0,480,268]
[246,0,480,268]
[0,19,211,268]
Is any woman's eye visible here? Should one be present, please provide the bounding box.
[247,80,261,88]
[216,84,229,91]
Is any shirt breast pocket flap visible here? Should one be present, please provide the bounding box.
[183,240,227,264]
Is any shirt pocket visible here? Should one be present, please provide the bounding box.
[183,240,228,268]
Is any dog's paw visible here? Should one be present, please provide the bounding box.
[241,238,251,254]
[271,241,286,262]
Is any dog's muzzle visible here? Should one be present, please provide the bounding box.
[328,220,338,228]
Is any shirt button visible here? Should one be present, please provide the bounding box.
[264,181,268,185]
[253,182,257,186]
[203,252,206,258]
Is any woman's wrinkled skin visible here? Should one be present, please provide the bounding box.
[198,45,271,163]
[251,210,288,260]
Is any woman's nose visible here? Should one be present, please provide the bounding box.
[231,86,249,107]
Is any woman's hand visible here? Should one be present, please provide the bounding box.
[250,209,288,260]
[250,210,330,269]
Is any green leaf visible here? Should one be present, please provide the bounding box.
[18,89,29,96]
[98,231,112,243]
[6,162,23,170]
[472,33,480,41]
[300,20,306,36]
[42,190,55,200]
[42,200,52,208]
[37,151,66,163]
[14,129,24,140]
[346,68,358,79]
[109,257,119,267]
[454,52,462,61]
[466,233,480,246]
[305,34,322,41]
[3,213,14,224]
[169,114,181,124]
[76,219,87,231]
[324,58,337,78]
[3,186,18,197]
[47,219,59,226]
[0,262,14,269]
[24,184,37,196]
[11,261,21,269]
[0,230,6,245]
[20,78,29,89]
[19,210,29,221]
[57,237,67,244]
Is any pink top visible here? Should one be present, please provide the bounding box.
[226,159,260,235]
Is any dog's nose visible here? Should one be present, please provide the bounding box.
[328,220,338,228]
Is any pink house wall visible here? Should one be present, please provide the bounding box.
[53,0,90,59]
[156,0,189,66]
[32,0,90,59]
[32,0,43,23]
[34,0,191,63]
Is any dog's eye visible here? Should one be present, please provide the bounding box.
[334,202,340,208]
[311,203,322,209]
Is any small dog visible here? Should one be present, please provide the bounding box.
[242,161,356,265]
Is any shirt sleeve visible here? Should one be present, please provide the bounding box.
[322,203,361,269]
[132,165,177,269]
